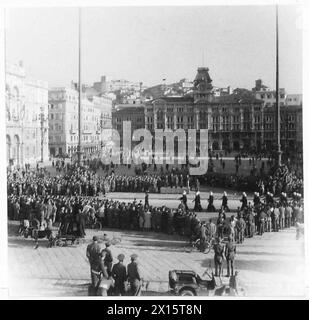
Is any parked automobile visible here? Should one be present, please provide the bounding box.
[168,269,244,296]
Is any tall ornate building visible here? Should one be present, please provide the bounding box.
[145,67,267,151]
[5,61,49,167]
[112,67,302,154]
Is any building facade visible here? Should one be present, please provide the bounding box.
[48,87,112,157]
[6,61,49,167]
[112,105,145,147]
[286,94,302,106]
[252,79,286,107]
[112,67,302,155]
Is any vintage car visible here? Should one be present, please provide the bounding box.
[168,269,244,296]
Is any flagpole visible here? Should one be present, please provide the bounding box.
[77,8,82,166]
[276,4,282,167]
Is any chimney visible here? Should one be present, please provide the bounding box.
[100,76,106,93]
[255,79,262,91]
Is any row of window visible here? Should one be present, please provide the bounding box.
[49,134,100,143]
[258,93,285,100]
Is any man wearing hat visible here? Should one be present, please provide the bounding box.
[193,190,202,212]
[86,236,108,292]
[240,192,248,211]
[253,192,260,208]
[221,191,229,212]
[207,191,216,212]
[179,190,188,212]
[213,237,224,277]
[127,254,142,296]
[144,191,149,208]
[225,235,236,277]
[236,212,246,243]
[102,241,113,277]
[112,254,127,296]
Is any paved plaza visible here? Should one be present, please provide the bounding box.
[7,193,305,298]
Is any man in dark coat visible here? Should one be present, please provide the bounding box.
[193,191,202,212]
[253,192,261,208]
[179,191,188,211]
[102,242,113,277]
[77,200,86,237]
[144,191,149,208]
[127,254,142,296]
[221,192,229,212]
[240,192,248,211]
[86,236,108,289]
[111,254,127,296]
[207,191,216,212]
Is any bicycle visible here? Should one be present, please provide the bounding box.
[102,233,122,245]
[191,237,215,254]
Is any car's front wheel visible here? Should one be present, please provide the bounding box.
[180,289,195,296]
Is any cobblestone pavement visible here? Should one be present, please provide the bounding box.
[7,218,305,298]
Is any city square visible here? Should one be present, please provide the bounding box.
[7,195,305,297]
[2,5,305,299]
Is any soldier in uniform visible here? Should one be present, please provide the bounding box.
[225,236,236,277]
[127,254,142,296]
[206,218,217,241]
[216,212,225,239]
[285,202,292,228]
[213,237,224,277]
[111,254,127,296]
[258,206,267,236]
[235,213,246,244]
[247,209,255,238]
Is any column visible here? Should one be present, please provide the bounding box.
[144,108,148,130]
[195,108,200,130]
[164,106,168,129]
[207,107,212,131]
[240,108,244,131]
[173,107,177,130]
[153,106,157,130]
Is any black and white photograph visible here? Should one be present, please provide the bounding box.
[0,0,307,299]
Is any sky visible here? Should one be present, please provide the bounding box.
[5,5,303,93]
